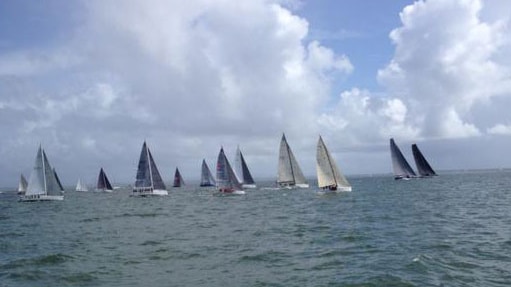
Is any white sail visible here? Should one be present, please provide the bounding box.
[277,134,308,188]
[20,145,64,201]
[234,146,256,188]
[75,178,89,192]
[316,136,351,192]
[18,174,28,194]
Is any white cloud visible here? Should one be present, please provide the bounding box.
[488,124,511,135]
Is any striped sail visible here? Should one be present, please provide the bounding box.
[390,138,416,179]
[277,134,307,187]
[316,136,351,191]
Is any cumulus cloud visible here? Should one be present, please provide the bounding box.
[376,0,511,138]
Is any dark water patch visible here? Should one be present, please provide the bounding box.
[344,274,417,287]
[118,212,167,218]
[61,272,98,284]
[2,253,73,269]
[239,250,290,264]
[140,240,162,246]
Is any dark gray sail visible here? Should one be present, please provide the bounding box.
[97,167,113,190]
[173,167,185,187]
[390,138,416,180]
[53,168,65,192]
[234,146,255,186]
[412,144,437,177]
[200,159,216,187]
[134,141,166,191]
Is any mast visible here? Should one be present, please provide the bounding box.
[42,148,48,195]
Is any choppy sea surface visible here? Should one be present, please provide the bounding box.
[1,170,511,286]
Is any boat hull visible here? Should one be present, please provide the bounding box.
[278,183,309,189]
[132,188,168,197]
[242,184,257,189]
[19,194,64,202]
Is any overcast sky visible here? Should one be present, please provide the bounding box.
[1,0,511,188]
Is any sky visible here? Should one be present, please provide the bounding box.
[1,0,511,188]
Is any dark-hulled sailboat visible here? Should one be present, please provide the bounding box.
[390,138,416,180]
[412,143,437,177]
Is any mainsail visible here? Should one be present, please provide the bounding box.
[133,141,167,195]
[216,147,243,193]
[75,178,89,192]
[390,138,416,179]
[316,136,352,191]
[173,167,185,187]
[53,168,65,192]
[18,174,28,194]
[200,159,216,187]
[234,146,256,188]
[21,145,64,201]
[277,133,308,187]
[97,168,113,191]
[412,144,437,177]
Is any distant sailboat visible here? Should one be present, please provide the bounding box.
[390,138,416,180]
[96,168,113,192]
[216,147,245,194]
[277,134,309,188]
[19,145,64,201]
[173,167,185,187]
[17,174,28,195]
[234,146,256,188]
[53,168,65,192]
[132,141,168,196]
[316,136,352,192]
[200,159,216,187]
[75,178,89,192]
[412,143,437,177]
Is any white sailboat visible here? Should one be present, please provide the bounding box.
[19,145,64,202]
[277,133,309,188]
[17,174,28,195]
[234,146,256,188]
[200,159,216,187]
[316,136,352,192]
[216,147,245,195]
[132,141,168,196]
[75,178,89,192]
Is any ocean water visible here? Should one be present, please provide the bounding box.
[1,170,511,287]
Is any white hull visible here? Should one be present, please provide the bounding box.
[19,194,64,202]
[278,183,309,189]
[319,186,352,193]
[132,188,168,197]
[95,189,113,193]
[217,189,245,195]
[242,184,257,189]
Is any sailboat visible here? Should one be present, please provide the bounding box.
[75,178,89,192]
[316,136,352,192]
[200,159,216,187]
[390,138,416,180]
[17,174,28,195]
[216,147,245,194]
[19,145,64,201]
[173,167,185,187]
[53,168,65,192]
[132,141,168,196]
[277,133,309,188]
[96,168,113,192]
[412,143,437,177]
[234,146,256,188]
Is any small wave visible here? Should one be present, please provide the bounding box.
[140,240,162,246]
[239,250,289,263]
[3,253,73,270]
[61,272,97,283]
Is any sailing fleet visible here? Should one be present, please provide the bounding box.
[15,135,438,201]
